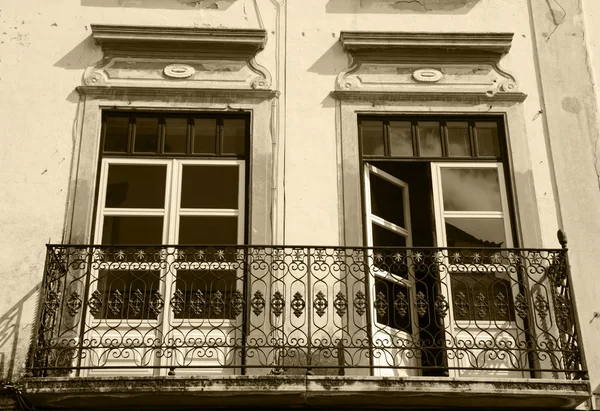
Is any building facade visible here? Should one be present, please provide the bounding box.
[1,0,600,409]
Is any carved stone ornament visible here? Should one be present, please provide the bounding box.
[164,64,196,79]
[335,32,525,102]
[83,25,272,91]
[413,68,443,83]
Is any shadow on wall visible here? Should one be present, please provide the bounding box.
[326,0,480,14]
[81,0,236,10]
[0,285,40,383]
[54,35,101,71]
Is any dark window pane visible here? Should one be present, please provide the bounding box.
[105,164,167,208]
[222,118,246,155]
[441,168,502,212]
[451,272,514,321]
[134,117,159,153]
[417,122,442,156]
[173,270,238,319]
[179,216,238,245]
[374,278,412,332]
[361,121,384,156]
[372,224,406,247]
[102,216,163,245]
[447,122,471,157]
[95,270,161,320]
[194,118,217,154]
[476,122,501,157]
[445,218,506,248]
[370,172,406,228]
[180,165,239,209]
[389,121,413,156]
[104,116,129,152]
[164,118,188,154]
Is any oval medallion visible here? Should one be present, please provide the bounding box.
[412,68,443,83]
[164,64,195,79]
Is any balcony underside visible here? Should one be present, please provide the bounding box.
[22,375,590,410]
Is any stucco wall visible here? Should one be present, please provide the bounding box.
[0,0,593,399]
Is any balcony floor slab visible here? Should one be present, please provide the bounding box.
[21,375,590,410]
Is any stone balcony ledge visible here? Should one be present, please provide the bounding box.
[21,375,590,410]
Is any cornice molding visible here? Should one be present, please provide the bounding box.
[339,32,513,56]
[84,25,272,91]
[331,90,527,103]
[77,86,278,101]
[91,25,267,57]
[336,31,520,99]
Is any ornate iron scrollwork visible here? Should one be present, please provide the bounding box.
[108,290,124,316]
[334,291,347,317]
[416,291,427,318]
[354,290,367,316]
[534,292,549,320]
[44,290,62,315]
[291,291,305,318]
[394,291,408,318]
[454,291,469,318]
[88,290,103,316]
[515,293,528,319]
[314,291,328,317]
[231,290,244,317]
[210,290,225,315]
[271,291,285,317]
[374,291,388,318]
[434,294,449,318]
[66,291,82,317]
[170,289,185,316]
[190,290,205,315]
[251,290,266,316]
[494,293,508,318]
[474,293,488,319]
[129,289,144,317]
[150,291,164,316]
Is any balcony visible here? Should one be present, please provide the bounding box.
[23,243,590,409]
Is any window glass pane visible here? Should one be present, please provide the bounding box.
[374,278,412,332]
[476,122,501,157]
[441,168,502,211]
[193,118,217,154]
[105,164,167,208]
[451,272,515,321]
[447,122,471,157]
[417,122,442,157]
[222,118,246,155]
[179,216,238,245]
[95,270,161,320]
[361,121,384,156]
[180,165,239,209]
[104,116,129,153]
[389,121,413,156]
[445,218,506,248]
[173,270,238,319]
[134,117,159,153]
[164,118,188,154]
[369,172,405,228]
[102,216,163,245]
[372,224,406,247]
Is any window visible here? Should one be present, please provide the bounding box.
[93,112,248,320]
[360,115,522,377]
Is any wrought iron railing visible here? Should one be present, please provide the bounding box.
[29,241,586,379]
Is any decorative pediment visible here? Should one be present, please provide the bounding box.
[84,25,271,90]
[336,32,525,101]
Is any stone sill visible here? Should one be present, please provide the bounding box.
[21,376,590,410]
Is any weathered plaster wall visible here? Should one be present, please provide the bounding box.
[0,0,590,393]
[529,0,600,403]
